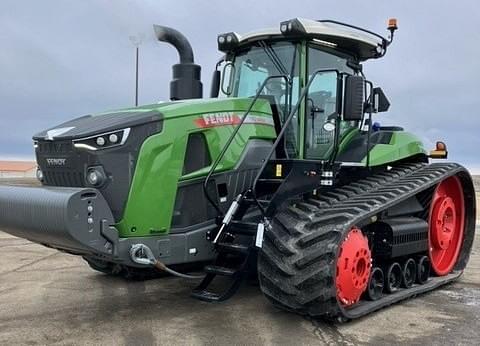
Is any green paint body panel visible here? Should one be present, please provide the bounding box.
[115,97,276,237]
[363,131,427,166]
[113,93,426,238]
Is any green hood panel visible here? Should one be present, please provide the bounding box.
[116,97,276,238]
[99,97,273,120]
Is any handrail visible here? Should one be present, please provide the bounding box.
[203,74,290,215]
[252,68,342,210]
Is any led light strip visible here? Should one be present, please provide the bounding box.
[72,128,131,151]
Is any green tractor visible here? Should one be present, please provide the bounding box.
[0,18,475,320]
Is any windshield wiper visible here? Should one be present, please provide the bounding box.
[259,41,289,77]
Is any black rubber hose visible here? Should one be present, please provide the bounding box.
[153,24,195,64]
[153,260,204,279]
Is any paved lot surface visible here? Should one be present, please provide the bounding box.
[0,179,479,345]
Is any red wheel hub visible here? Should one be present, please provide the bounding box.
[429,176,465,275]
[336,228,371,306]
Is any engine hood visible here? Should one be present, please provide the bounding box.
[33,97,272,141]
[33,109,163,141]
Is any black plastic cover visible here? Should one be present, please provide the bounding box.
[343,75,364,121]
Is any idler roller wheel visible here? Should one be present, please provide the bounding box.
[385,262,402,293]
[366,267,384,301]
[402,258,416,288]
[428,176,465,275]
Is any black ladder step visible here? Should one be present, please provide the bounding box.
[257,178,283,184]
[191,272,245,302]
[217,242,250,255]
[191,289,223,302]
[204,265,237,277]
[229,221,258,235]
[243,198,270,205]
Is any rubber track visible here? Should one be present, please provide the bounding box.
[257,162,476,320]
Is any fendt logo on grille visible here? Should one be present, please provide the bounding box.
[46,158,67,166]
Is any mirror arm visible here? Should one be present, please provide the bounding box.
[365,80,374,168]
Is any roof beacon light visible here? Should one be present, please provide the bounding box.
[388,18,398,31]
[387,18,398,44]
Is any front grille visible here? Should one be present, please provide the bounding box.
[37,141,73,154]
[43,170,84,187]
[36,140,83,187]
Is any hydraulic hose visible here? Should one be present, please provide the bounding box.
[130,244,205,280]
[152,260,205,280]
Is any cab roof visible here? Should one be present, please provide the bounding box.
[236,18,386,61]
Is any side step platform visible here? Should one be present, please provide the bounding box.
[191,221,257,302]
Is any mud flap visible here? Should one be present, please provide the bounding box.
[0,186,118,256]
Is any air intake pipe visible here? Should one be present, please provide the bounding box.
[153,24,203,100]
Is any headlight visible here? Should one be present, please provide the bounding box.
[279,19,307,36]
[36,168,44,182]
[86,167,106,186]
[217,32,240,52]
[73,128,130,151]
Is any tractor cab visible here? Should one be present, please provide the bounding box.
[212,18,396,162]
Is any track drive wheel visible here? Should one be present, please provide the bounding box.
[428,176,465,276]
[336,228,372,306]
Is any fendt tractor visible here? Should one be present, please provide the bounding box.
[0,18,475,320]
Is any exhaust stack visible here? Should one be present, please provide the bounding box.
[153,25,203,100]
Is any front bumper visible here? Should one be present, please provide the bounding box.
[0,185,118,256]
[0,185,215,267]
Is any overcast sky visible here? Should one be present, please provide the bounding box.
[1,1,479,171]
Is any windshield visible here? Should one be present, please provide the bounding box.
[229,41,300,156]
[231,41,299,110]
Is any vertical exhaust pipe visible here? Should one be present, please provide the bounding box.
[153,25,203,100]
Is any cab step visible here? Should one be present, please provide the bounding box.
[204,265,237,276]
[229,221,258,236]
[217,242,250,255]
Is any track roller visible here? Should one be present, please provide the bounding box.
[366,267,384,301]
[417,256,430,284]
[402,258,416,288]
[386,262,402,293]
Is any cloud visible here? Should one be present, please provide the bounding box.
[0,0,479,169]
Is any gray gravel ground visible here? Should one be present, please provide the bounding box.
[0,178,478,345]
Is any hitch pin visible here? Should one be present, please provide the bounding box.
[213,194,242,244]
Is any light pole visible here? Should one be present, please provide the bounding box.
[129,34,145,107]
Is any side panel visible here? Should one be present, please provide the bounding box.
[117,100,276,238]
[336,130,427,166]
[364,131,427,166]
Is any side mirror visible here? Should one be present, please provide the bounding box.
[370,87,390,113]
[210,70,221,98]
[343,75,365,121]
[220,62,235,95]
